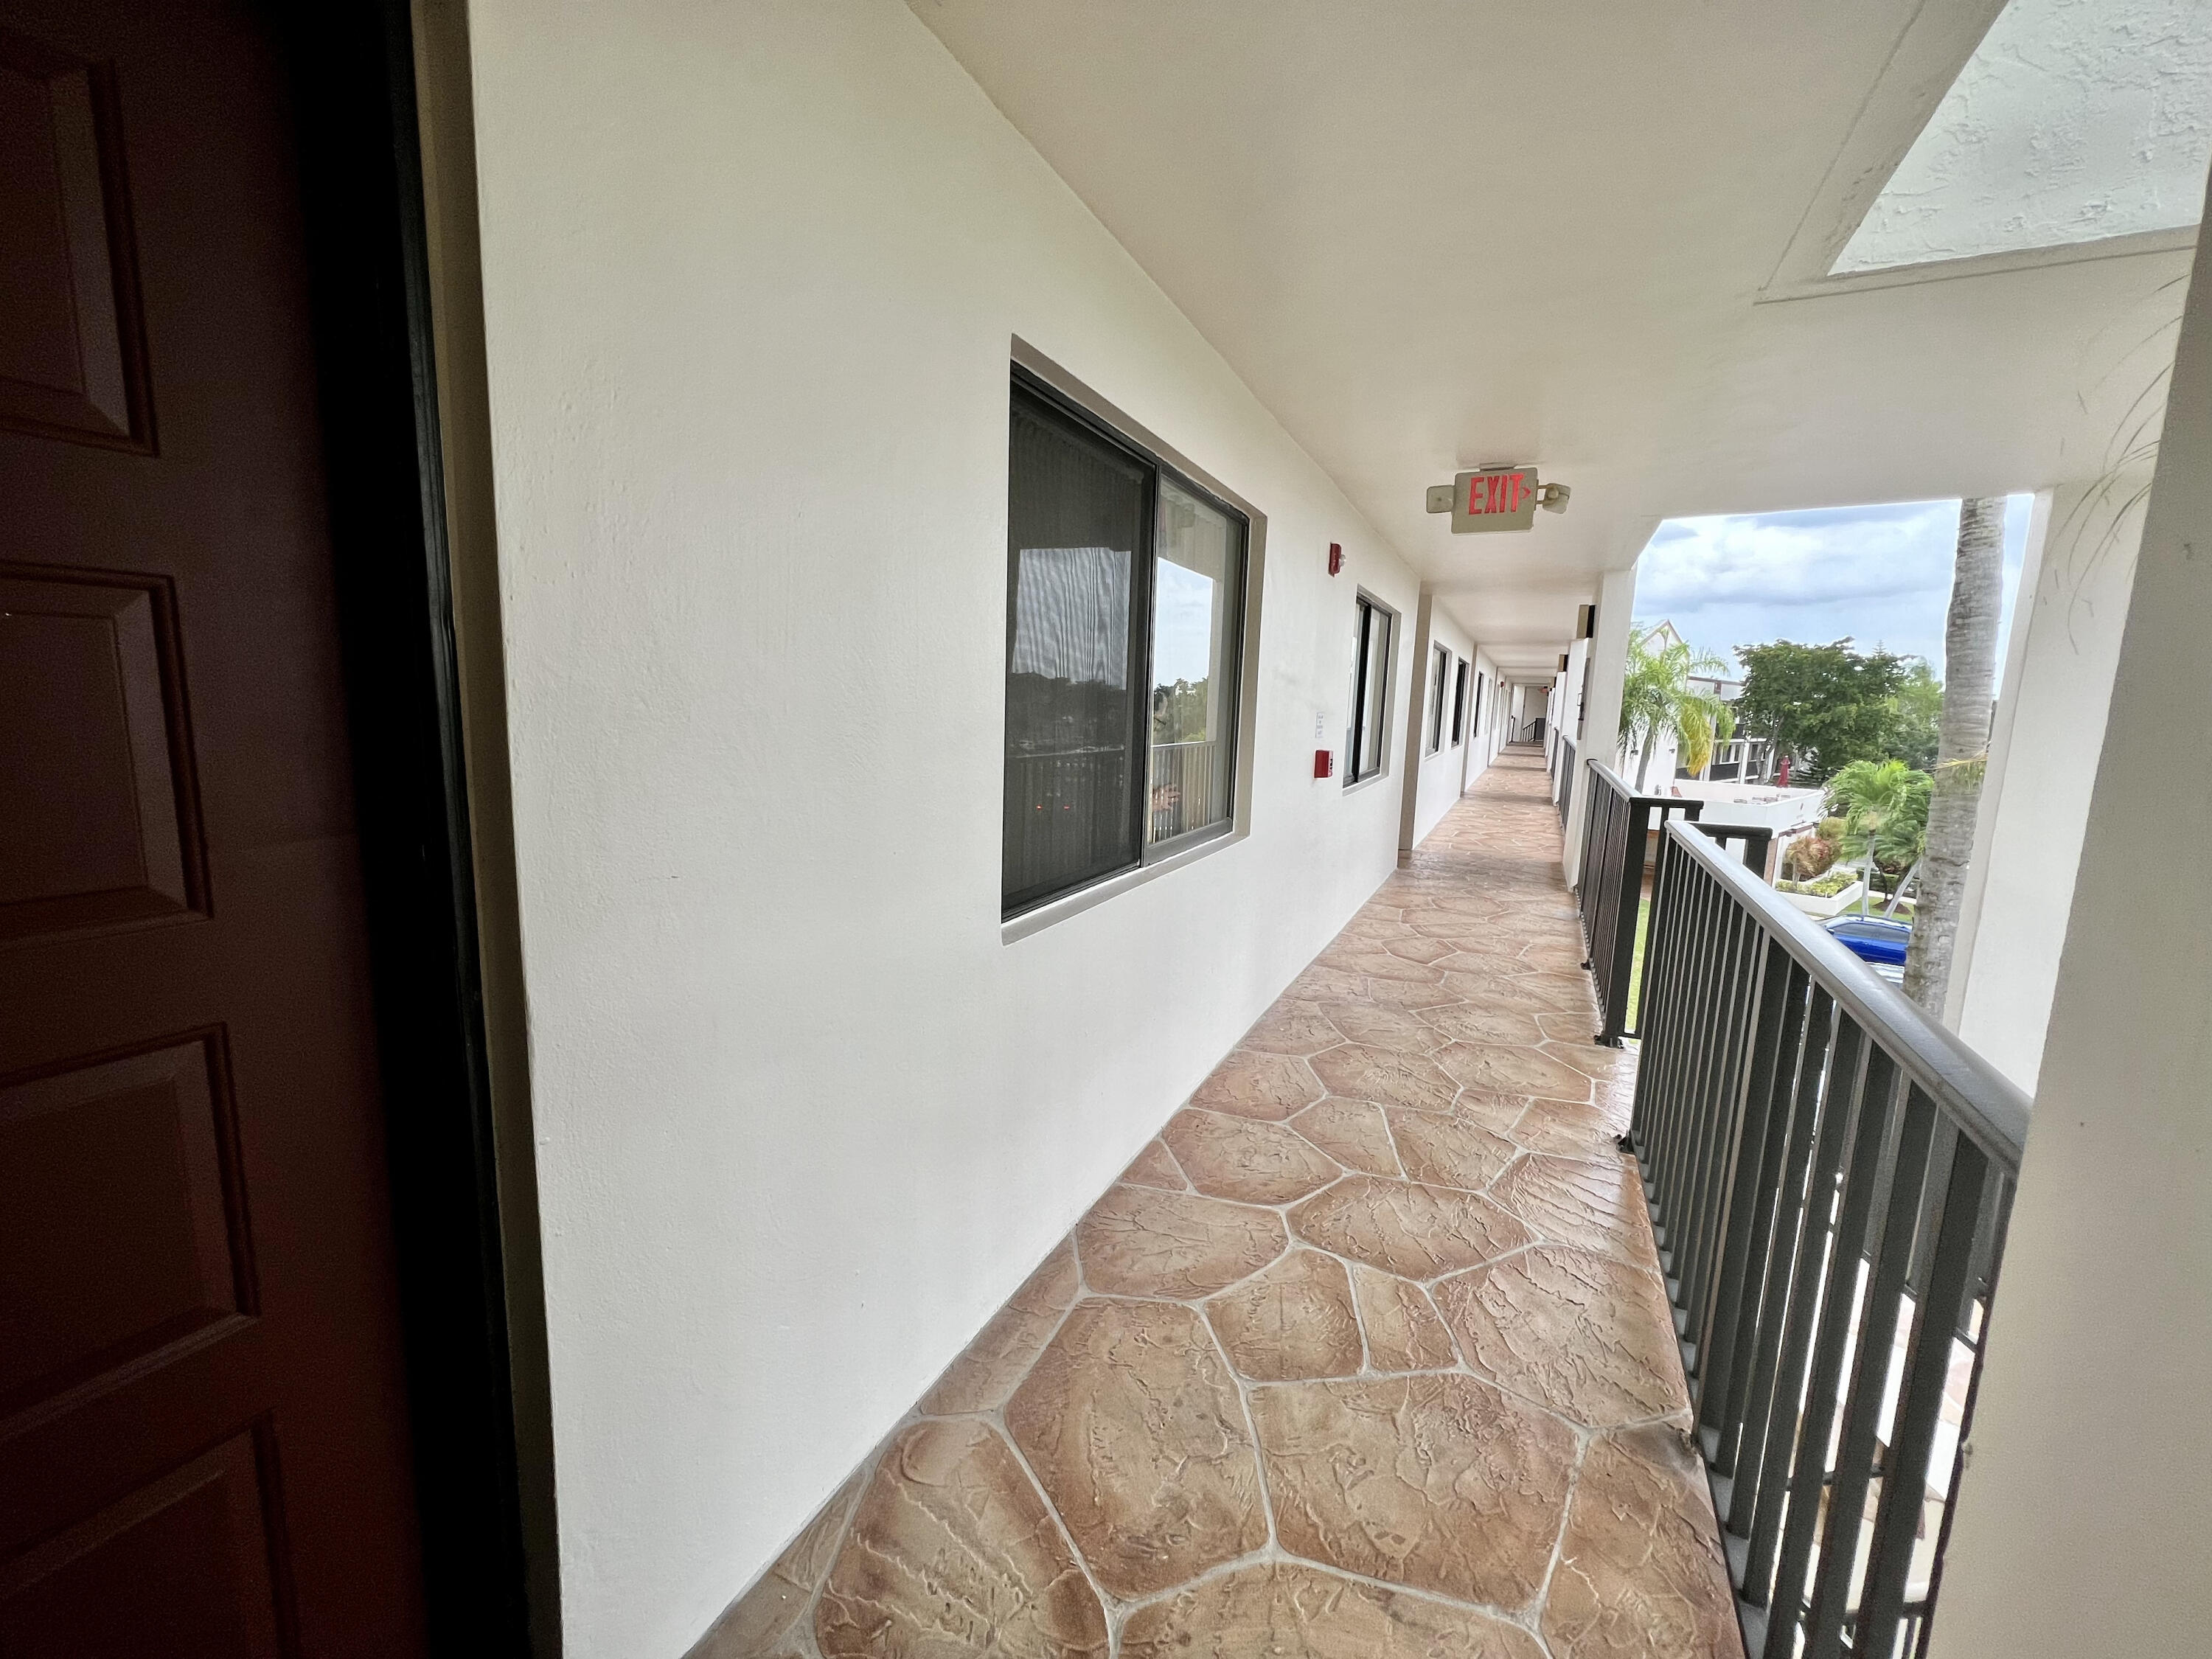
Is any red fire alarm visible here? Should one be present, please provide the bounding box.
[1314,748,1335,779]
[1327,542,1344,576]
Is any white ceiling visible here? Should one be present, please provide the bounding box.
[1839,0,2212,273]
[911,0,2197,671]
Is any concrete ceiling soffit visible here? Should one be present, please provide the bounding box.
[1762,0,2197,302]
[1418,510,1660,594]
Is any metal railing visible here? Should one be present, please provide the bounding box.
[1631,820,2027,1659]
[1148,738,1223,844]
[1556,735,1576,829]
[1576,762,1771,1045]
[1004,745,1131,900]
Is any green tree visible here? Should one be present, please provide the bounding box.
[1620,626,1728,788]
[1676,698,1737,777]
[1151,677,1211,743]
[1733,639,1907,784]
[1884,658,1943,773]
[1826,759,1931,915]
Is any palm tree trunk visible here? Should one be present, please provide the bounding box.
[1904,497,2004,1012]
[1634,728,1653,790]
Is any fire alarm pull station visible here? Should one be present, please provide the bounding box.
[1314,749,1335,779]
[1425,467,1570,533]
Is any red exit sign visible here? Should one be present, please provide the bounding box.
[1432,466,1539,533]
[1464,469,1530,518]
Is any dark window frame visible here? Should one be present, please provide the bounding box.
[1002,365,1249,919]
[1426,643,1450,755]
[1346,592,1395,785]
[1451,659,1470,745]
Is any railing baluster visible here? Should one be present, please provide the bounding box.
[1719,972,1820,1504]
[1581,776,1624,1043]
[1682,912,1763,1358]
[1672,889,1743,1336]
[1697,945,1799,1457]
[1676,896,1745,1349]
[1590,786,1622,1028]
[1745,1015,1868,1613]
[1857,1133,1993,1655]
[1802,1084,1943,1659]
[1630,801,1680,1041]
[1673,864,1733,1273]
[1635,842,1691,1227]
[1911,1174,2014,1659]
[1655,869,1725,1282]
[1631,832,1695,1188]
[1762,1042,1902,1659]
[1636,829,1686,1103]
[1600,796,1652,1042]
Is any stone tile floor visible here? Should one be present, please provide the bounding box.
[703,748,1740,1659]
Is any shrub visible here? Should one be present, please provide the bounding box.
[1778,870,1859,898]
[1783,835,1838,880]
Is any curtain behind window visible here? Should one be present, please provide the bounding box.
[1004,392,1150,913]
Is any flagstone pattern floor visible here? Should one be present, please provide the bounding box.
[700,750,1740,1659]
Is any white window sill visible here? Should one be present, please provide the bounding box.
[1001,824,1244,943]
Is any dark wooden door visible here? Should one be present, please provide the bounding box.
[0,3,431,1653]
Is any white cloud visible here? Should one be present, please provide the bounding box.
[1635,497,2031,679]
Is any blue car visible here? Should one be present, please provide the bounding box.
[1823,915,1911,985]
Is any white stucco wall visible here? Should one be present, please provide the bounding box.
[1562,566,1638,888]
[1408,608,1478,848]
[459,3,1422,1652]
[1930,189,2212,1659]
[1470,649,1505,774]
[1948,473,2147,1090]
[1562,634,1590,752]
[1838,0,2212,272]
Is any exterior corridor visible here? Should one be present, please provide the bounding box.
[708,750,1738,1659]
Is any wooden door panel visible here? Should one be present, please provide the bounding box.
[0,3,430,1652]
[0,1032,250,1421]
[0,1430,288,1659]
[0,25,151,451]
[0,566,204,941]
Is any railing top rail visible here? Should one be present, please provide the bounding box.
[1586,758,1705,812]
[1660,818,2029,1169]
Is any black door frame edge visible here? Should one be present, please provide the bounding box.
[282,4,536,1652]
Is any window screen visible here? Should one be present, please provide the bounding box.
[1004,372,1247,916]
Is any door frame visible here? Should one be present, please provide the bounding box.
[282,4,539,1652]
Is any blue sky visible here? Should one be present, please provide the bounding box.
[1633,496,2033,682]
[1152,562,1218,685]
